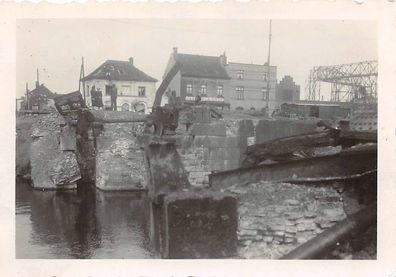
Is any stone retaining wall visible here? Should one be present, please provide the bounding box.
[177,117,318,188]
[30,112,80,189]
[94,122,146,191]
[177,121,241,187]
[226,181,347,258]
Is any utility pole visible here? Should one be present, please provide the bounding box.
[26,82,29,110]
[36,68,40,110]
[266,19,272,116]
[79,56,86,102]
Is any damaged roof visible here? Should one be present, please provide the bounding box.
[82,60,158,82]
[175,53,230,80]
[28,84,56,99]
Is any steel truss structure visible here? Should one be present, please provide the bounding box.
[306,60,378,102]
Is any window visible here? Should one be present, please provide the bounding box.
[236,87,244,100]
[121,85,131,96]
[200,84,207,95]
[237,70,244,80]
[217,85,224,96]
[262,88,268,100]
[186,84,193,95]
[263,72,268,81]
[138,86,146,97]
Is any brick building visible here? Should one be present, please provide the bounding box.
[276,75,300,103]
[224,58,277,113]
[82,58,157,113]
[162,48,231,109]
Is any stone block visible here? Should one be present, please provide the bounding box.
[189,123,226,137]
[209,123,227,137]
[224,159,240,170]
[238,120,255,137]
[208,136,226,148]
[194,135,209,148]
[255,119,317,144]
[210,147,225,160]
[160,191,238,258]
[60,131,76,151]
[223,148,241,160]
[225,136,240,148]
[209,158,225,172]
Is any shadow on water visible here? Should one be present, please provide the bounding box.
[16,179,153,259]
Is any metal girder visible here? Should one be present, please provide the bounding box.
[306,61,377,102]
[209,146,377,189]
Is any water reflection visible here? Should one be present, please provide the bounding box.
[16,180,153,259]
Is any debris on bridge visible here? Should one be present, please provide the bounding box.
[30,110,80,189]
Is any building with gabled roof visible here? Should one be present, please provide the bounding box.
[81,58,157,113]
[21,82,57,111]
[161,48,231,108]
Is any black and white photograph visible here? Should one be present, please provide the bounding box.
[14,17,378,260]
[2,1,396,276]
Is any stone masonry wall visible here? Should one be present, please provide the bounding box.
[177,121,241,187]
[223,181,347,259]
[95,122,146,191]
[30,112,80,189]
[177,117,317,187]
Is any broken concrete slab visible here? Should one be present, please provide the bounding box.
[30,111,80,189]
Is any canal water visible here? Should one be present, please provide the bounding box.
[15,180,154,259]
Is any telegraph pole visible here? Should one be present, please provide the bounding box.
[26,82,29,110]
[266,19,272,116]
[79,56,86,101]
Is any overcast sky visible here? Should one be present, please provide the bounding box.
[16,19,377,100]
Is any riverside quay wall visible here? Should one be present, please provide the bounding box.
[175,114,318,187]
[76,110,147,191]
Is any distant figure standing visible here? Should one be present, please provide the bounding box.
[90,85,104,110]
[90,85,96,107]
[110,84,118,111]
[96,88,104,109]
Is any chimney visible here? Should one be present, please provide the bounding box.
[220,51,227,66]
[173,47,178,54]
[129,57,134,65]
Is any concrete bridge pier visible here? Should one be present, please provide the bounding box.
[144,139,238,258]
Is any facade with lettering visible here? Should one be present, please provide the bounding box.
[162,48,231,108]
[82,58,157,113]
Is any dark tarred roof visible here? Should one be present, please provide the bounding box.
[82,60,157,82]
[28,84,56,99]
[175,53,230,80]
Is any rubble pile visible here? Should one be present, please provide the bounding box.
[223,181,347,258]
[95,122,146,191]
[30,111,80,189]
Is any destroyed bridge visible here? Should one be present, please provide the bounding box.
[16,66,377,259]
